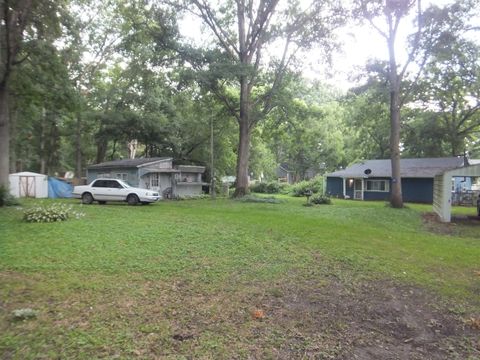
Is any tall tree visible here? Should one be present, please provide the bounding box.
[357,0,424,208]
[188,0,343,196]
[0,0,33,186]
[412,1,480,157]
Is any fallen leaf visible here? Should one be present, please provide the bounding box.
[465,317,480,330]
[252,309,265,320]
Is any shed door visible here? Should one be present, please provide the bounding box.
[19,176,36,197]
[354,179,363,200]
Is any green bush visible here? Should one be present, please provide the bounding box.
[0,185,21,207]
[250,181,285,194]
[0,185,6,207]
[23,204,84,223]
[310,194,332,205]
[290,176,324,197]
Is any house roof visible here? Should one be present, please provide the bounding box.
[88,157,172,169]
[326,157,476,178]
[177,165,206,173]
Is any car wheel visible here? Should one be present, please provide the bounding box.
[82,193,94,205]
[127,194,139,205]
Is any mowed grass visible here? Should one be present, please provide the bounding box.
[0,197,479,358]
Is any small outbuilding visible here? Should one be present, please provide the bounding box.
[9,171,49,198]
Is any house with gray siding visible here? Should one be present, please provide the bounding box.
[325,157,479,204]
[87,157,207,198]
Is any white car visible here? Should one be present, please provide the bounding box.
[72,178,160,205]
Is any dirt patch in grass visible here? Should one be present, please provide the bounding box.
[259,277,479,359]
[422,212,480,237]
[2,270,478,359]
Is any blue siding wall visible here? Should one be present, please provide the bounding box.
[327,176,434,203]
[402,178,433,203]
[326,177,343,197]
[364,191,390,201]
[364,177,390,201]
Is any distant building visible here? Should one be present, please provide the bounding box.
[276,163,295,184]
[87,157,207,198]
[325,157,480,204]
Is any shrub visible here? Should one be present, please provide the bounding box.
[0,185,7,207]
[0,185,20,207]
[23,203,84,223]
[310,194,332,205]
[250,181,283,194]
[290,176,324,197]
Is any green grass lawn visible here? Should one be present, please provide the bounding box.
[1,197,479,358]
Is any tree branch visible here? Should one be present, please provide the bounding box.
[190,0,240,59]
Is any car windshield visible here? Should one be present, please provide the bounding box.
[117,179,132,188]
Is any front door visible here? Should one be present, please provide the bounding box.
[354,179,363,200]
[150,173,161,192]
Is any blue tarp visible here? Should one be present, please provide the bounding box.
[48,177,73,198]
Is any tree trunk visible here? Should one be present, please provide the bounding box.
[9,104,17,173]
[75,112,82,179]
[389,89,403,208]
[40,107,46,174]
[387,22,403,208]
[234,120,251,197]
[96,139,108,164]
[0,84,10,187]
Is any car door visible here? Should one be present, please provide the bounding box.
[109,179,128,201]
[91,180,108,200]
[104,180,122,201]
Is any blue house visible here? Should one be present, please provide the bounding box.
[325,157,479,204]
[87,157,207,198]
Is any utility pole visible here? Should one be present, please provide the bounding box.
[210,117,216,199]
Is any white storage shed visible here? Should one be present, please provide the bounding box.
[9,171,49,198]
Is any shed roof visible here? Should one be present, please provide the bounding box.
[326,157,476,178]
[177,165,206,173]
[10,171,47,177]
[88,157,172,169]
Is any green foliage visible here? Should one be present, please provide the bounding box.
[310,194,332,205]
[262,78,348,177]
[290,176,324,197]
[0,186,7,207]
[23,204,84,223]
[250,181,287,194]
[0,186,21,207]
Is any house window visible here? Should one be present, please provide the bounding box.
[115,173,128,181]
[151,173,159,187]
[365,180,389,192]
